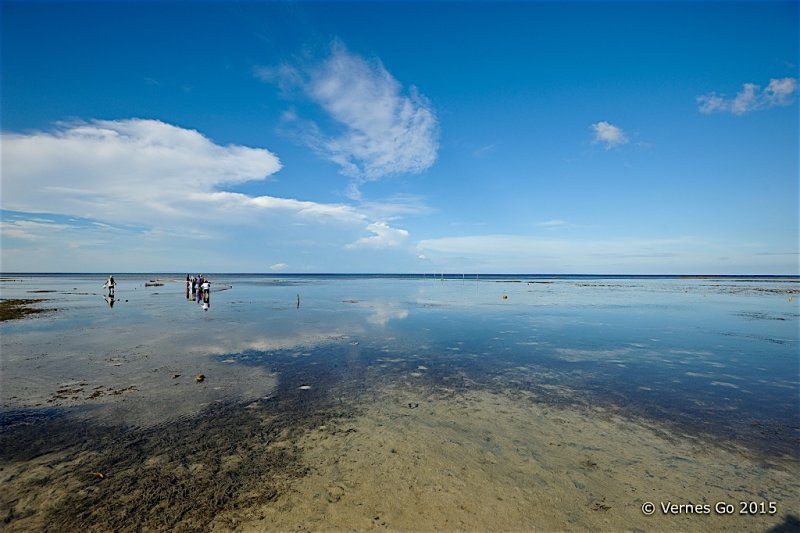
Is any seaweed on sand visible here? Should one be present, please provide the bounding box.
[0,299,56,322]
[1,384,358,532]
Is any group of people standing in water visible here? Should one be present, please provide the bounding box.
[187,274,211,310]
[102,275,211,311]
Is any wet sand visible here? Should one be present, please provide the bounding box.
[3,372,797,532]
[238,384,799,532]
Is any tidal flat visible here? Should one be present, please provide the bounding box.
[1,274,798,531]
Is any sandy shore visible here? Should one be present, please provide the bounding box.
[3,369,798,532]
[229,384,798,532]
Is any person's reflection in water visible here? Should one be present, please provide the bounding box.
[104,295,115,308]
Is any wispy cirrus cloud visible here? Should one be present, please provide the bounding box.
[591,121,628,149]
[357,193,433,220]
[697,77,797,115]
[535,219,567,228]
[415,234,794,274]
[471,141,500,158]
[0,219,71,241]
[255,41,439,197]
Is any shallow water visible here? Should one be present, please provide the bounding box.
[1,274,798,530]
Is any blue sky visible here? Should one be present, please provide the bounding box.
[1,1,797,273]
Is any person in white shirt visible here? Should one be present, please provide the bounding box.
[201,279,211,309]
[103,275,116,297]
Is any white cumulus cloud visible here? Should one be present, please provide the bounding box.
[0,119,368,226]
[257,41,439,194]
[346,221,409,250]
[697,77,797,115]
[2,119,283,224]
[591,121,628,149]
[763,77,797,105]
[1,119,426,271]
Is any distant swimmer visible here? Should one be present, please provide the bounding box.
[103,275,116,297]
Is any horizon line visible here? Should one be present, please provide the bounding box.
[2,272,799,278]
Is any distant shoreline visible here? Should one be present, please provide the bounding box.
[2,273,799,280]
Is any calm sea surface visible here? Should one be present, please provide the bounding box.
[1,274,798,455]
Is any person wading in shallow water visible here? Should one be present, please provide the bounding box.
[103,275,116,297]
[198,277,210,310]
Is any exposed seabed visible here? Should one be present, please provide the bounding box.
[2,343,798,531]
